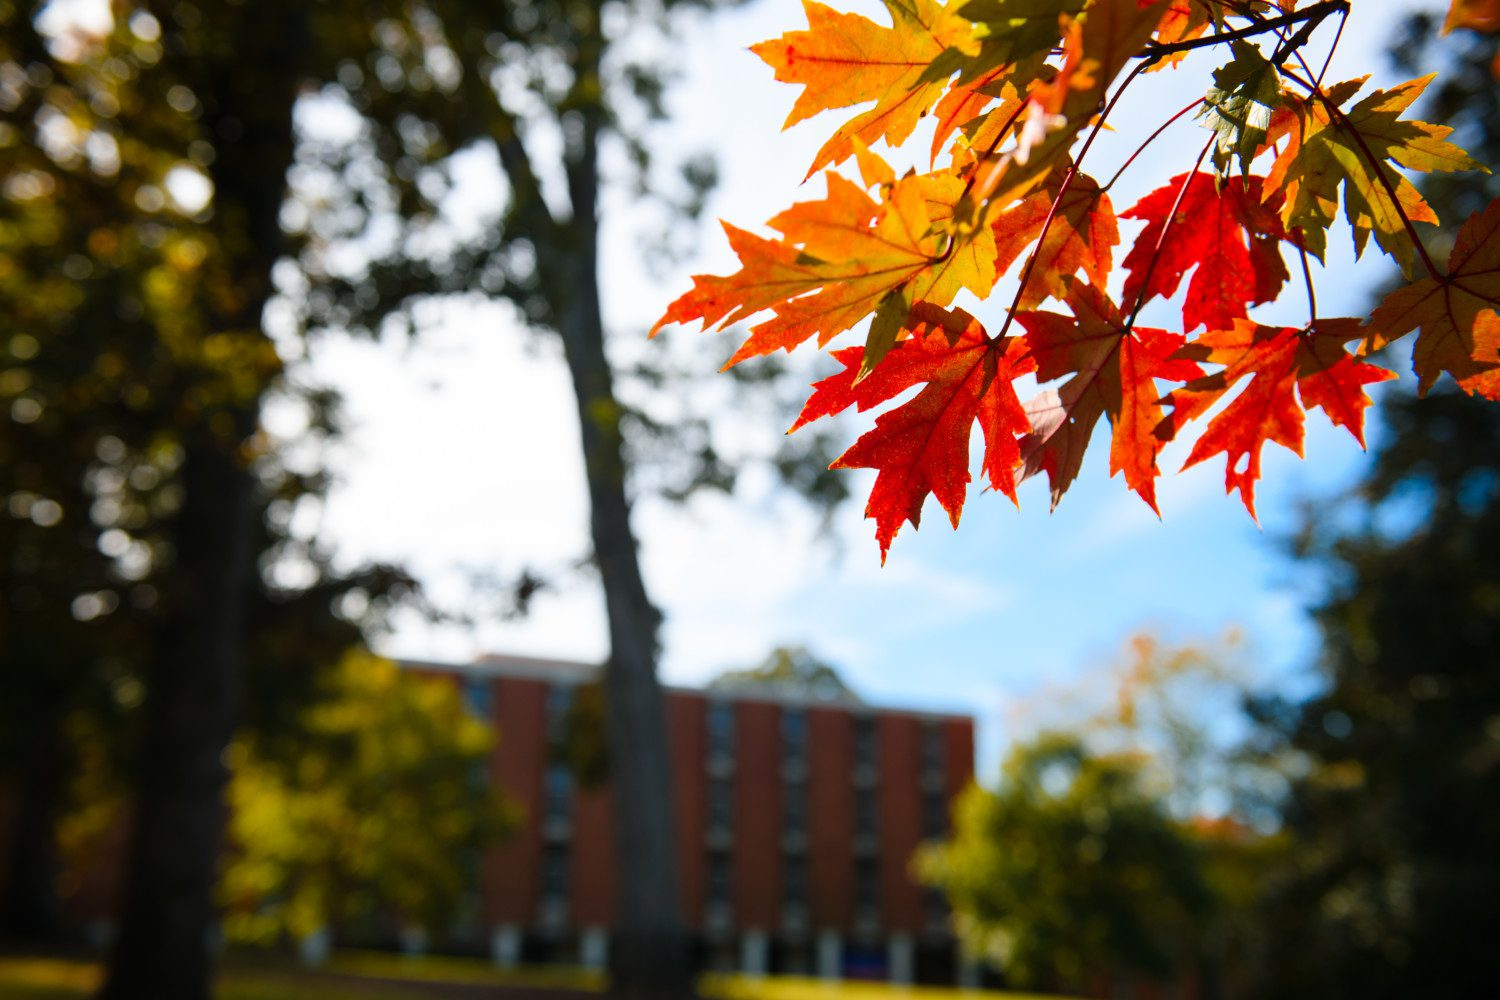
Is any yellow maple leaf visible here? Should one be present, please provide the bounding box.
[753,0,978,178]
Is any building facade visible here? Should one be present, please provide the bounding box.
[411,653,977,985]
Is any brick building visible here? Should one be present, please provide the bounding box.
[412,652,977,985]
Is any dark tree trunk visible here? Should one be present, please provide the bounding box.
[0,698,68,942]
[99,428,256,1000]
[99,7,302,996]
[557,101,694,1000]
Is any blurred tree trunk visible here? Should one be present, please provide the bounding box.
[556,83,694,1000]
[0,696,67,941]
[99,5,303,995]
[100,427,256,1000]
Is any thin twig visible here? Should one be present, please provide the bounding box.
[1314,3,1348,88]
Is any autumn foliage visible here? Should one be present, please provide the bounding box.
[655,0,1500,558]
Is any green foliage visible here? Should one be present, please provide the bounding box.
[1200,40,1280,179]
[1242,17,1500,998]
[553,678,611,789]
[1247,393,1500,999]
[708,645,861,703]
[219,652,515,945]
[918,734,1211,990]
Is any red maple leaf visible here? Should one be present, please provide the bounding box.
[792,305,1034,560]
[1121,171,1292,332]
[1166,318,1397,517]
[1015,281,1203,513]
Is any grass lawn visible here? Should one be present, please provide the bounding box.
[704,975,1064,1000]
[0,955,518,1000]
[0,954,1066,1000]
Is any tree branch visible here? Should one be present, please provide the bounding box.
[1137,0,1349,62]
[457,56,556,236]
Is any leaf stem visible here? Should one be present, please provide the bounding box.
[1299,246,1318,325]
[1313,3,1348,88]
[1103,98,1207,193]
[994,59,1151,342]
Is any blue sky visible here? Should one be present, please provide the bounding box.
[303,0,1453,774]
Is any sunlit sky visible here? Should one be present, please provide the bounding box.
[298,0,1452,772]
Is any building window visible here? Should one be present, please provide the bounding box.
[708,776,733,831]
[921,720,945,775]
[782,707,807,765]
[855,856,879,910]
[853,715,878,771]
[922,788,947,840]
[541,844,569,901]
[707,850,732,906]
[855,787,878,837]
[784,780,808,837]
[784,853,808,907]
[463,678,492,718]
[546,682,574,745]
[924,887,949,929]
[544,762,573,825]
[708,700,734,759]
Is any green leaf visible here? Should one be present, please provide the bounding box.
[1265,75,1487,276]
[1199,40,1282,179]
[858,290,914,381]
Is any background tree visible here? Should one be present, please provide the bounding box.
[0,6,409,995]
[220,651,514,951]
[1019,632,1291,826]
[7,2,841,994]
[928,633,1283,997]
[708,645,862,703]
[0,3,170,939]
[1243,13,1500,998]
[1248,387,1500,999]
[284,2,851,993]
[919,733,1212,993]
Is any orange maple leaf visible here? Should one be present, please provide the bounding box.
[992,166,1120,310]
[929,63,1021,164]
[1362,197,1500,397]
[1264,75,1483,274]
[964,0,1170,217]
[653,153,997,374]
[1015,280,1202,513]
[1147,0,1213,71]
[1444,0,1500,34]
[752,0,977,178]
[791,304,1034,561]
[1167,318,1397,517]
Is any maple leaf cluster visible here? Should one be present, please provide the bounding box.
[655,0,1500,559]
